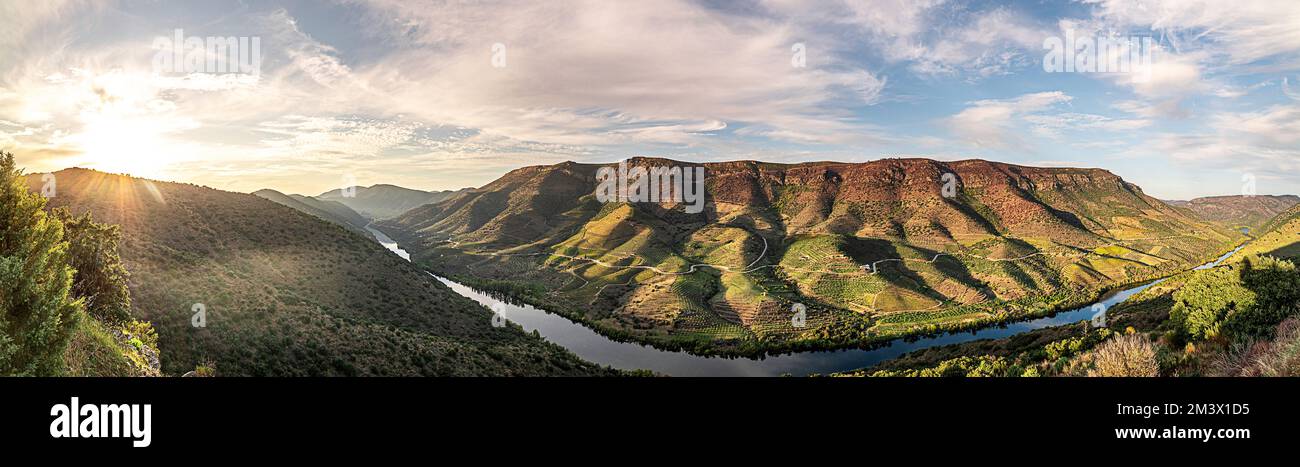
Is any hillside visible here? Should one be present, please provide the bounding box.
[27,169,612,376]
[1169,195,1300,231]
[318,184,466,220]
[253,189,374,239]
[1228,204,1300,261]
[378,157,1239,354]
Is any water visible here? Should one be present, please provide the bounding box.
[368,226,1246,377]
[368,226,410,261]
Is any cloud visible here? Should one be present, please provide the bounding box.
[1112,99,1190,119]
[1,0,1297,198]
[761,1,1051,78]
[1083,0,1300,66]
[1211,104,1300,147]
[948,91,1153,151]
[946,91,1072,149]
[1145,104,1300,191]
[343,0,888,147]
[1284,77,1300,101]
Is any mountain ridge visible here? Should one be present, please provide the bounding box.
[379,157,1241,354]
[318,184,469,220]
[1166,195,1300,231]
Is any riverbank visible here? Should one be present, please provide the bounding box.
[371,225,1249,376]
[416,237,1249,358]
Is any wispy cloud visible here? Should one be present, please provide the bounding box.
[0,0,1298,198]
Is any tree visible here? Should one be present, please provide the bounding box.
[0,152,82,375]
[1232,255,1300,338]
[1169,267,1255,340]
[1170,256,1300,341]
[53,208,132,323]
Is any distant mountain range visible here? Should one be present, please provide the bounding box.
[318,184,467,220]
[253,189,374,239]
[28,168,610,376]
[254,184,472,242]
[1165,195,1300,231]
[378,157,1243,353]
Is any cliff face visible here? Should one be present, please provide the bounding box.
[388,157,1221,250]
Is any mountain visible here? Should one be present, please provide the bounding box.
[1168,195,1300,231]
[253,189,374,239]
[378,157,1238,354]
[28,168,611,376]
[318,184,466,220]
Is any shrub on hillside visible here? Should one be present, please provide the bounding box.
[53,208,132,323]
[1210,317,1300,377]
[1087,334,1159,377]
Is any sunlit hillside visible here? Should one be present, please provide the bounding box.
[380,157,1242,355]
[26,168,612,376]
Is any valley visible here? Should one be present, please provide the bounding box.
[12,157,1296,377]
[378,157,1245,356]
[371,201,1258,376]
[24,168,614,376]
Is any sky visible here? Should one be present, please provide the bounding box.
[2,0,1299,199]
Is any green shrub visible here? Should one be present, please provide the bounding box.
[0,152,81,375]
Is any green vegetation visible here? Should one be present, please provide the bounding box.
[839,325,1116,377]
[1228,204,1300,261]
[64,310,161,377]
[1,152,164,376]
[0,152,81,375]
[54,208,133,323]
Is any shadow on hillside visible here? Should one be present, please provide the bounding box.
[1265,240,1300,260]
[841,237,990,304]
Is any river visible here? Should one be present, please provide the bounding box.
[367,227,1245,376]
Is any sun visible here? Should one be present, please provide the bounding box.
[73,113,175,180]
[58,69,193,180]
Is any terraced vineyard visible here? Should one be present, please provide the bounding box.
[381,157,1241,355]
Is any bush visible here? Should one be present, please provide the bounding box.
[0,152,81,375]
[1211,318,1300,377]
[53,209,132,323]
[1087,334,1159,377]
[1169,267,1254,340]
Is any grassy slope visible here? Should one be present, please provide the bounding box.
[32,169,613,376]
[1229,205,1300,261]
[64,311,160,377]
